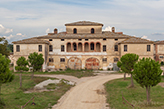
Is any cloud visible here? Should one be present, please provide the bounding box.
[16,33,22,35]
[46,28,50,34]
[103,26,112,31]
[141,35,151,40]
[3,33,27,43]
[152,33,164,35]
[0,24,13,34]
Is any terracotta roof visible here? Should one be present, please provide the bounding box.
[155,40,164,44]
[36,31,131,39]
[65,21,103,26]
[117,37,154,44]
[12,38,49,44]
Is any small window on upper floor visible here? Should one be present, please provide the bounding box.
[115,39,118,41]
[73,28,77,34]
[103,45,106,52]
[38,45,42,52]
[49,39,52,41]
[160,56,164,59]
[78,39,82,41]
[49,45,53,52]
[124,45,127,52]
[61,45,64,52]
[114,45,118,51]
[85,39,88,41]
[91,28,94,34]
[16,45,20,52]
[103,38,106,41]
[61,39,64,41]
[147,45,151,52]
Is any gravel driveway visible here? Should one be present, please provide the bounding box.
[35,74,124,109]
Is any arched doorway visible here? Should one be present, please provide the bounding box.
[68,57,82,69]
[67,42,71,52]
[85,57,99,69]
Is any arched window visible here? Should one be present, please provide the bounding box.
[91,28,94,34]
[78,43,82,52]
[96,42,100,52]
[73,28,77,34]
[67,42,71,52]
[84,43,89,52]
[73,43,77,51]
[90,43,94,51]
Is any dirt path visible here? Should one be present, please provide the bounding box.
[36,74,123,109]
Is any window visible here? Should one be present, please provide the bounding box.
[73,28,77,34]
[61,39,64,41]
[49,58,54,62]
[38,45,42,52]
[85,39,88,41]
[147,45,151,51]
[90,43,94,50]
[78,39,82,41]
[49,39,52,41]
[114,58,119,62]
[114,45,118,51]
[73,43,77,51]
[91,28,94,34]
[102,58,107,62]
[49,45,53,52]
[115,39,118,41]
[60,58,65,62]
[61,45,64,52]
[124,45,127,52]
[103,38,106,40]
[16,45,20,52]
[67,43,71,52]
[160,56,164,59]
[103,45,106,52]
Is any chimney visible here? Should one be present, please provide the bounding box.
[112,27,115,33]
[54,28,58,34]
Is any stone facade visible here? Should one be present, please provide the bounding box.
[12,21,155,71]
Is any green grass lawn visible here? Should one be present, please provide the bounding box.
[14,69,96,78]
[105,76,164,109]
[1,75,72,109]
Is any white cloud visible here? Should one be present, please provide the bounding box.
[4,34,14,40]
[0,24,13,34]
[16,33,22,35]
[46,28,50,34]
[141,35,151,41]
[103,26,112,31]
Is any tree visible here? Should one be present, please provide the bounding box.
[28,52,44,79]
[117,53,139,87]
[15,57,29,88]
[0,37,10,57]
[133,58,162,104]
[0,54,14,105]
[7,44,13,53]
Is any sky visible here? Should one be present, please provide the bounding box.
[0,0,164,43]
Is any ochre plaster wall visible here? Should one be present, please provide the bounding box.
[66,25,102,34]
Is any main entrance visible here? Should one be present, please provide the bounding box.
[68,57,82,69]
[85,58,99,69]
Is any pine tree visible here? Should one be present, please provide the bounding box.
[133,58,162,104]
[117,53,139,87]
[28,52,44,79]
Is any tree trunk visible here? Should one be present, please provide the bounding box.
[146,86,151,104]
[0,84,1,101]
[20,73,22,88]
[31,71,34,79]
[124,73,126,80]
[130,74,134,87]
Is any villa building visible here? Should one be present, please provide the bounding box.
[12,21,154,71]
